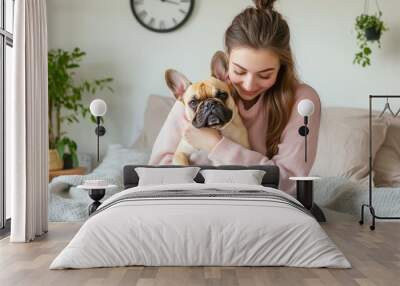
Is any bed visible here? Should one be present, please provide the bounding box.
[50,165,350,269]
[48,95,400,223]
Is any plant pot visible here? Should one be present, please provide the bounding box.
[365,27,381,41]
[63,153,74,169]
[49,149,63,171]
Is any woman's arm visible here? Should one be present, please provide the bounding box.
[148,101,186,165]
[207,85,321,195]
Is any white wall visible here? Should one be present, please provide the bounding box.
[47,0,400,162]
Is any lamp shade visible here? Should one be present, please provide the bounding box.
[297,99,314,117]
[90,99,107,117]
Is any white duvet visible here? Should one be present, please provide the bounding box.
[50,183,351,269]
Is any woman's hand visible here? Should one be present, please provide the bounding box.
[183,123,222,153]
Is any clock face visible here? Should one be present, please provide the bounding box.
[130,0,195,33]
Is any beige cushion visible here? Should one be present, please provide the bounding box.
[310,107,389,185]
[132,94,175,151]
[373,117,400,187]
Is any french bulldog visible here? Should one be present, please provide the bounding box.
[165,51,250,165]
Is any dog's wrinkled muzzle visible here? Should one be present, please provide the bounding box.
[192,100,233,128]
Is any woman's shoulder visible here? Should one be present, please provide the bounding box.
[293,83,321,107]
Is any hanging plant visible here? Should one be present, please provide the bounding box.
[353,2,388,67]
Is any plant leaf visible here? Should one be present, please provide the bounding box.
[364,47,372,55]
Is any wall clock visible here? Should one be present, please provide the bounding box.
[130,0,195,33]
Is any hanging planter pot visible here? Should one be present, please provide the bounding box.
[365,27,381,41]
[353,7,388,67]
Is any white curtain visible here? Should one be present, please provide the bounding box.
[9,0,48,242]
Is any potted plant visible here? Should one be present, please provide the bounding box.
[353,11,388,67]
[48,47,113,170]
[56,137,78,169]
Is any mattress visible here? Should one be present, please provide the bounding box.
[50,183,351,269]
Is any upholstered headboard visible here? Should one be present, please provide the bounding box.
[123,165,280,189]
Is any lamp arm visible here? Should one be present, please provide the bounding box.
[297,116,309,162]
[97,117,100,162]
[94,116,106,162]
[305,116,308,162]
[305,123,307,162]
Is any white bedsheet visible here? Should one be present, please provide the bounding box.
[50,183,350,269]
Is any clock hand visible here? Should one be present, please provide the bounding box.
[161,0,179,5]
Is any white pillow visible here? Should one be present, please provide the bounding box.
[200,169,266,185]
[135,167,200,186]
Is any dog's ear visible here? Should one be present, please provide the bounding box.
[211,51,229,81]
[165,69,192,101]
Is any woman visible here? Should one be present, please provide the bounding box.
[149,0,321,196]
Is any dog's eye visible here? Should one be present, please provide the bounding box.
[189,99,198,109]
[216,91,228,101]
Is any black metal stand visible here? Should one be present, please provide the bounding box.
[298,117,310,162]
[296,180,326,222]
[88,188,106,215]
[95,116,106,162]
[359,95,400,230]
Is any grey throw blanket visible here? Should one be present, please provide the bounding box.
[314,177,400,218]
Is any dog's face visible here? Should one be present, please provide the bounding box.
[165,51,236,129]
[180,77,235,129]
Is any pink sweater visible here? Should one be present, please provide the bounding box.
[149,84,321,196]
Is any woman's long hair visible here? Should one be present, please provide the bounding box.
[224,0,299,159]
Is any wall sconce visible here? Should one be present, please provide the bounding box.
[89,99,107,162]
[297,99,315,162]
[292,99,325,222]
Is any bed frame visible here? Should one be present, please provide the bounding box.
[123,165,280,189]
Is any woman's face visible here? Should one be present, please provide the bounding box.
[228,47,281,101]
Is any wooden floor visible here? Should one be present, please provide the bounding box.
[1,217,400,286]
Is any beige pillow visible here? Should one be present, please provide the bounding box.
[373,117,400,187]
[310,107,389,185]
[132,94,175,151]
